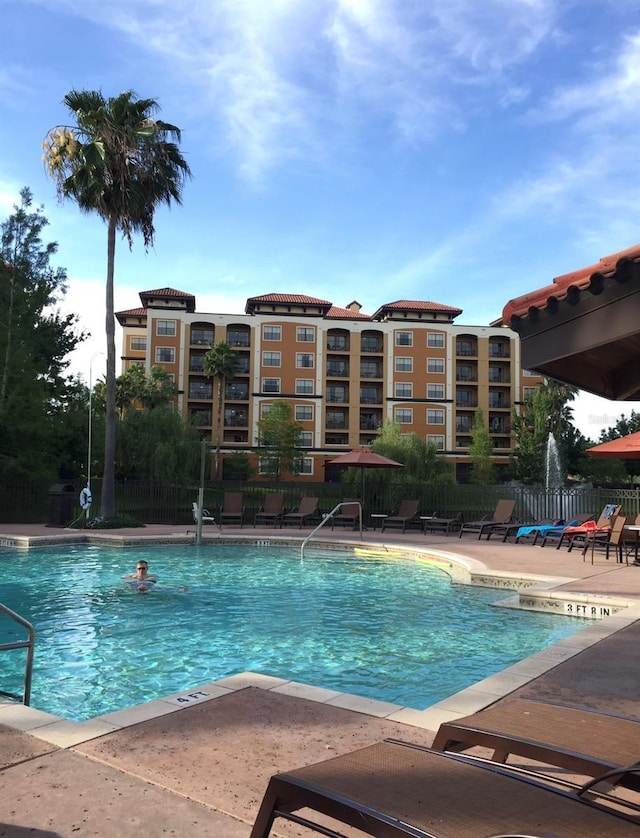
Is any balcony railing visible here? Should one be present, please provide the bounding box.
[327,365,348,377]
[327,337,348,351]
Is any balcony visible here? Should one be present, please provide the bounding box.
[327,364,348,377]
[360,337,382,353]
[188,383,213,400]
[224,412,248,427]
[327,336,348,351]
[488,396,510,409]
[225,385,249,400]
[227,331,250,347]
[360,364,382,378]
[456,396,478,408]
[189,356,204,372]
[456,421,472,433]
[327,390,348,403]
[489,343,510,358]
[191,329,213,346]
[456,343,477,357]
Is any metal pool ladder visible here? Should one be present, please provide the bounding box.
[0,603,35,705]
[301,501,363,560]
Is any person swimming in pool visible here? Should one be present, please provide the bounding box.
[124,560,157,593]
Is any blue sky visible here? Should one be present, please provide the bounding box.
[2,0,640,439]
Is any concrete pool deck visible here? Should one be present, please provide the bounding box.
[1,522,640,836]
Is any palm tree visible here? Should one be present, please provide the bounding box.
[43,90,191,517]
[202,341,238,479]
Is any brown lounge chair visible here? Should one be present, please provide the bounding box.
[250,737,640,838]
[431,697,640,785]
[381,500,420,533]
[254,493,285,527]
[219,491,245,527]
[330,498,361,530]
[458,499,516,539]
[281,496,319,528]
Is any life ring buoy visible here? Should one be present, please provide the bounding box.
[79,487,93,510]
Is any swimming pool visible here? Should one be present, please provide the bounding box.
[0,543,588,721]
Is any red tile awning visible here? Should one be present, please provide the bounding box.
[502,245,640,400]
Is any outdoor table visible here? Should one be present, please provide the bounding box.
[624,525,640,564]
[370,514,388,530]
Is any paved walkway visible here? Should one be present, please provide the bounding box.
[1,523,639,836]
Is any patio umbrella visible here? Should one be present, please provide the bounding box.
[326,447,404,501]
[586,431,640,459]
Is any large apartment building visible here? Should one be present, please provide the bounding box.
[116,288,543,483]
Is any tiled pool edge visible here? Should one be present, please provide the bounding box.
[3,600,640,750]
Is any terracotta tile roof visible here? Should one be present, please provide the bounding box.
[372,300,463,318]
[246,293,333,306]
[502,244,640,325]
[139,287,195,300]
[116,307,147,317]
[326,305,371,320]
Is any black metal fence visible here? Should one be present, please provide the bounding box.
[2,479,640,527]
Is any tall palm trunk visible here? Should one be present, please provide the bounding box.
[101,214,117,518]
[215,374,223,480]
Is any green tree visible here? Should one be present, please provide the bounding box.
[469,409,496,484]
[371,420,453,484]
[202,341,238,478]
[115,364,177,415]
[116,409,200,479]
[43,89,191,517]
[0,188,85,479]
[256,401,303,481]
[511,379,579,485]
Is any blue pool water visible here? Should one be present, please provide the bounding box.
[0,544,588,721]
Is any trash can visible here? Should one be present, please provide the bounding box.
[47,483,76,527]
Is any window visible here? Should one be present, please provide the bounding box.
[394,408,413,424]
[297,457,313,475]
[395,383,413,399]
[296,379,314,395]
[395,331,413,347]
[156,319,176,336]
[427,357,444,373]
[262,351,281,367]
[191,327,213,345]
[130,337,146,351]
[427,409,445,424]
[327,385,347,402]
[427,434,445,450]
[427,383,445,399]
[299,432,313,447]
[395,357,413,372]
[297,326,315,342]
[522,369,537,377]
[523,387,537,401]
[295,405,313,421]
[260,404,272,418]
[155,347,175,363]
[427,332,445,348]
[296,353,315,368]
[263,325,281,341]
[261,378,280,393]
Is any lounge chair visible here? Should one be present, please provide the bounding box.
[191,501,215,525]
[516,515,592,545]
[491,518,558,543]
[219,491,245,527]
[281,496,319,528]
[254,493,285,527]
[330,499,361,530]
[381,500,420,533]
[250,737,640,838]
[422,511,464,535]
[458,499,516,539]
[554,504,621,551]
[431,697,640,785]
[619,513,640,564]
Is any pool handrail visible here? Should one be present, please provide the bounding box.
[0,602,35,705]
[301,501,363,560]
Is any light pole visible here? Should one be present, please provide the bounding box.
[86,351,105,518]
